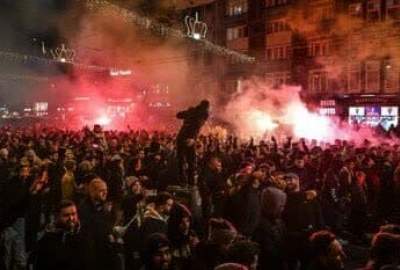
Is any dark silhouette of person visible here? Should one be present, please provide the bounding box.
[176,100,210,186]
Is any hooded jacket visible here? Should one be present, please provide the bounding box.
[253,187,287,270]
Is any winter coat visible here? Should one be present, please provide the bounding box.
[140,208,168,243]
[232,185,260,237]
[0,175,32,231]
[253,186,287,270]
[78,199,117,270]
[176,105,209,141]
[283,192,324,234]
[33,224,88,270]
[253,217,286,270]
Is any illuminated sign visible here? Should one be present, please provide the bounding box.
[348,106,399,130]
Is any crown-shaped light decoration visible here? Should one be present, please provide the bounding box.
[185,12,207,40]
[49,44,76,63]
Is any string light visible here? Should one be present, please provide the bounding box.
[0,50,120,72]
[83,0,256,63]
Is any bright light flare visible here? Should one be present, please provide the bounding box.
[193,33,201,40]
[95,115,111,126]
[247,109,278,136]
[286,103,332,141]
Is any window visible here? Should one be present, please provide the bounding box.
[266,45,291,60]
[365,61,380,92]
[226,0,248,16]
[266,20,289,34]
[226,25,248,41]
[266,0,287,8]
[348,3,363,18]
[311,6,334,22]
[349,3,362,16]
[387,0,400,20]
[367,0,381,21]
[384,61,399,93]
[308,40,330,57]
[265,72,291,88]
[347,64,361,93]
[309,70,328,93]
[388,0,400,6]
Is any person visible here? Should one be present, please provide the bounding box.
[122,179,146,270]
[231,175,261,237]
[141,233,172,270]
[252,186,287,270]
[167,203,199,270]
[141,192,174,243]
[227,240,259,270]
[33,200,88,270]
[199,156,227,219]
[192,218,238,270]
[176,100,210,186]
[78,178,118,270]
[1,165,33,270]
[105,154,125,202]
[349,171,368,243]
[60,159,77,201]
[361,232,400,270]
[308,230,346,270]
[282,173,324,270]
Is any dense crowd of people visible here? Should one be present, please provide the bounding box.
[0,123,400,270]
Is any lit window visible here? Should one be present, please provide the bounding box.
[226,25,248,41]
[226,0,248,16]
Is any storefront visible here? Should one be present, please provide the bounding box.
[318,94,400,130]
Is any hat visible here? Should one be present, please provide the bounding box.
[261,187,287,217]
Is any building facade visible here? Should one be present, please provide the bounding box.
[183,0,400,129]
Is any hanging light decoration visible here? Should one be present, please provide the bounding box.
[185,12,207,40]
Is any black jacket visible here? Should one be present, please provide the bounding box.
[232,185,260,237]
[176,105,208,140]
[140,208,168,243]
[0,175,32,231]
[253,216,286,270]
[34,225,88,270]
[283,192,324,234]
[78,199,116,270]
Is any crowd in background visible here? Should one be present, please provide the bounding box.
[0,125,400,270]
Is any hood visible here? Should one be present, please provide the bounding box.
[261,187,287,219]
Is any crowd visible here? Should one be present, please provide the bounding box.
[0,123,400,270]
